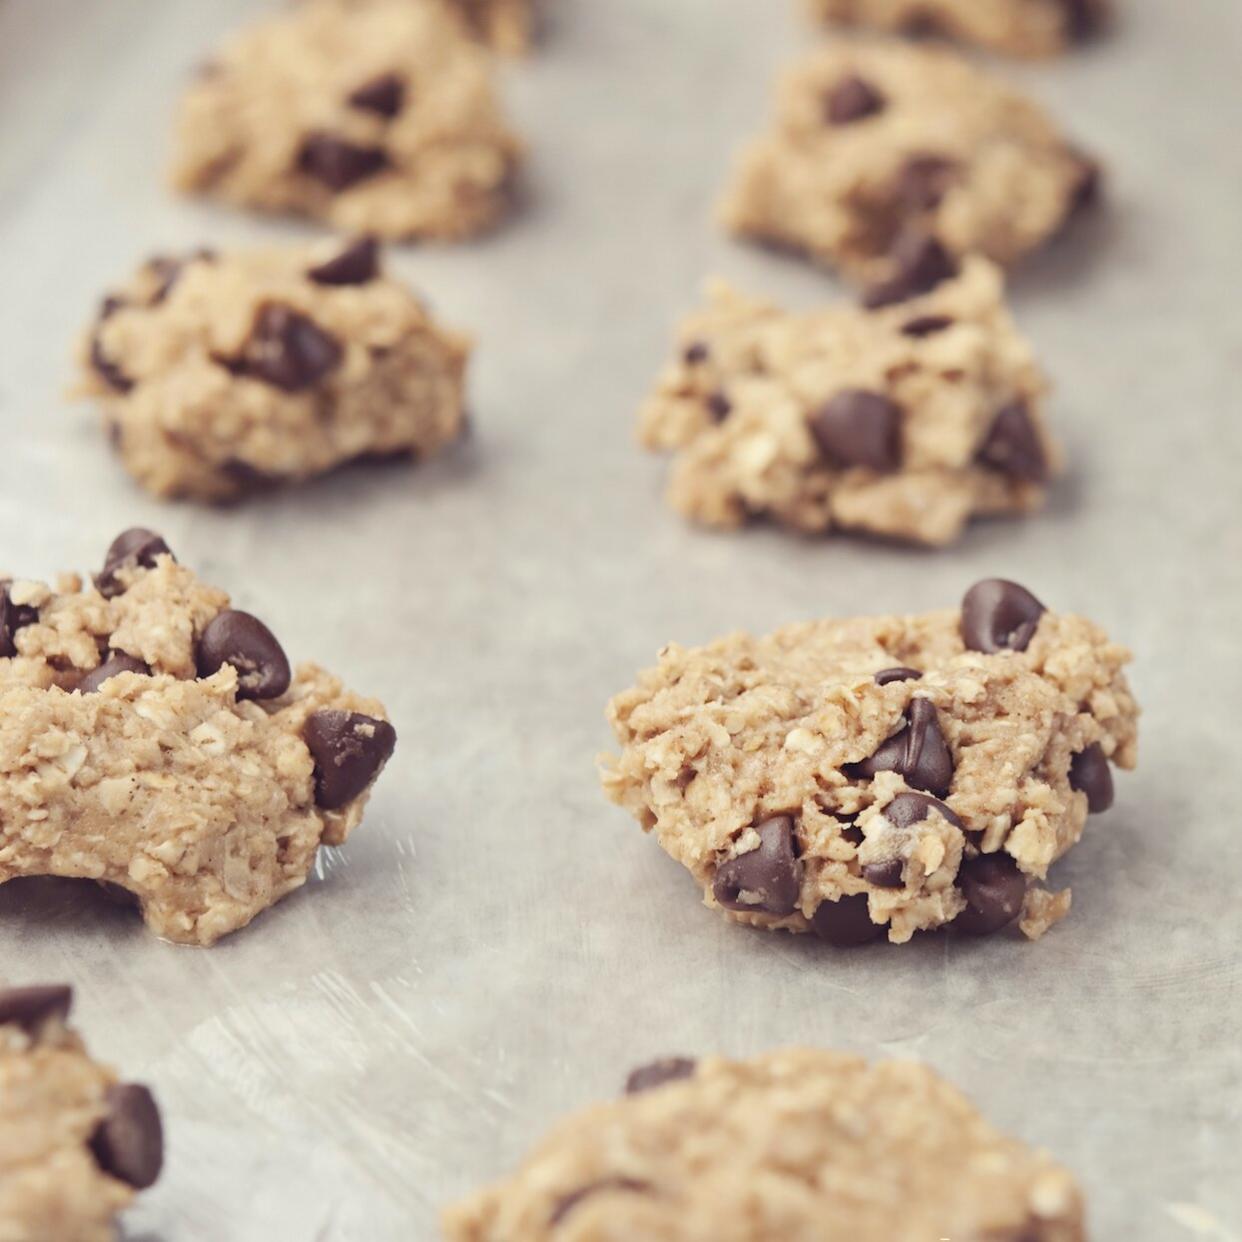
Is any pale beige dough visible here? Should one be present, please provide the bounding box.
[640,257,1057,546]
[0,535,395,945]
[171,0,523,239]
[443,1048,1086,1241]
[720,39,1099,287]
[76,243,469,502]
[601,584,1138,945]
[329,0,535,52]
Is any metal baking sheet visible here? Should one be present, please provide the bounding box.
[1,1,1239,1237]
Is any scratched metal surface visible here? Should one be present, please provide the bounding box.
[0,0,1239,1237]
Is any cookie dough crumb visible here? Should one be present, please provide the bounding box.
[1020,885,1072,939]
[77,241,469,502]
[640,257,1057,545]
[443,1049,1087,1241]
[172,0,523,239]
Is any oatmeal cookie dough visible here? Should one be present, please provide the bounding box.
[0,530,397,946]
[639,257,1057,546]
[601,580,1138,946]
[720,39,1100,290]
[809,0,1109,58]
[0,985,163,1242]
[443,1048,1086,1241]
[171,0,523,239]
[77,241,469,502]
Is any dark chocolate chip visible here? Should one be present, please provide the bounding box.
[97,529,173,599]
[230,304,343,393]
[303,710,397,810]
[900,8,948,38]
[956,853,1026,935]
[550,1179,650,1226]
[712,815,801,916]
[347,72,406,118]
[78,652,150,694]
[0,582,39,659]
[863,231,959,309]
[810,893,884,947]
[0,985,72,1031]
[89,1084,164,1190]
[1070,742,1114,813]
[874,666,922,686]
[99,295,128,321]
[900,314,954,338]
[147,249,215,305]
[896,154,958,212]
[883,791,962,831]
[90,335,133,394]
[297,133,390,191]
[682,341,709,365]
[809,389,902,471]
[1059,0,1100,40]
[706,391,732,423]
[976,400,1048,483]
[846,698,954,798]
[196,610,291,701]
[862,858,904,888]
[624,1057,697,1095]
[961,579,1046,654]
[1065,150,1102,219]
[824,74,886,124]
[307,237,380,286]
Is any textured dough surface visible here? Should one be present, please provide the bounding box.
[171,0,523,239]
[330,0,534,52]
[720,39,1098,284]
[639,258,1057,545]
[601,592,1137,944]
[442,1049,1086,1241]
[77,245,469,502]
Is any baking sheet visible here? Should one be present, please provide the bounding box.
[1,0,1240,1237]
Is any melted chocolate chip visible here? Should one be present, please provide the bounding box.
[862,858,904,888]
[682,341,709,365]
[811,893,884,947]
[0,582,39,659]
[229,304,343,393]
[0,985,72,1031]
[712,815,801,917]
[1060,0,1100,40]
[956,853,1026,935]
[303,710,397,809]
[624,1057,697,1095]
[900,314,953,338]
[825,74,886,124]
[196,610,291,701]
[874,666,922,686]
[977,401,1048,483]
[863,231,959,309]
[90,335,133,394]
[961,579,1046,654]
[78,652,150,694]
[550,1179,650,1225]
[1065,150,1103,220]
[883,791,961,831]
[1070,742,1114,813]
[89,1084,164,1190]
[347,72,406,118]
[308,237,380,286]
[846,699,954,798]
[897,154,958,212]
[97,529,173,600]
[297,133,390,191]
[706,391,732,423]
[809,389,903,471]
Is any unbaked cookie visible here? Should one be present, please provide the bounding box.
[0,985,163,1242]
[720,40,1100,290]
[330,0,535,53]
[639,257,1057,546]
[77,241,469,502]
[172,0,523,239]
[0,530,396,945]
[443,1048,1085,1241]
[809,0,1110,58]
[602,580,1137,946]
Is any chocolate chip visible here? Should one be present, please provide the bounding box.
[977,400,1047,483]
[863,231,959,309]
[89,335,133,394]
[89,1084,163,1190]
[230,304,343,393]
[1070,742,1114,813]
[825,74,886,124]
[900,314,953,338]
[147,249,215,305]
[956,853,1026,935]
[897,154,957,212]
[196,610,291,701]
[883,791,962,830]
[961,579,1046,654]
[550,1179,650,1225]
[0,985,72,1031]
[683,341,709,365]
[347,72,406,118]
[846,699,954,798]
[875,666,922,686]
[307,237,380,286]
[0,582,38,659]
[297,133,389,191]
[1059,0,1100,40]
[809,390,902,471]
[1065,150,1102,219]
[706,391,732,423]
[862,858,904,888]
[810,894,884,947]
[624,1057,697,1095]
[900,8,947,38]
[712,815,801,916]
[97,529,173,599]
[78,652,150,694]
[303,710,397,809]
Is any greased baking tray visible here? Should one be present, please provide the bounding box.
[1,0,1239,1237]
